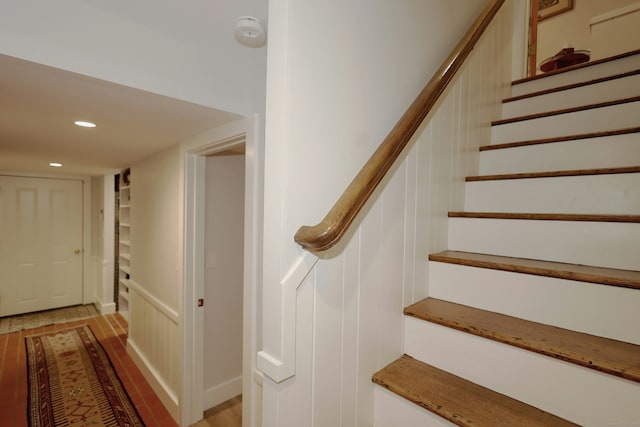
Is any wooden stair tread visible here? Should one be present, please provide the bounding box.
[405,298,640,382]
[479,126,640,151]
[372,355,578,426]
[492,96,640,126]
[429,250,640,290]
[448,212,640,223]
[466,165,640,181]
[512,49,640,85]
[505,69,640,103]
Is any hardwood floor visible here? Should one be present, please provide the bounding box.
[193,395,242,427]
[0,311,177,427]
[0,307,243,427]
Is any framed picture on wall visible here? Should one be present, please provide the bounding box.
[538,0,574,21]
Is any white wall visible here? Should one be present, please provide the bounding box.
[538,0,640,63]
[260,0,515,425]
[0,1,268,422]
[90,176,104,260]
[90,175,116,314]
[204,154,245,408]
[0,0,267,116]
[118,118,257,425]
[130,146,181,309]
[590,3,640,60]
[262,0,491,373]
[127,145,182,420]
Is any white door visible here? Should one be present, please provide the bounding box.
[0,176,83,317]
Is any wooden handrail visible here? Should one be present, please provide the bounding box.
[295,0,506,252]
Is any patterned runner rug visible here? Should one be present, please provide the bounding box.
[25,325,144,426]
[0,304,99,334]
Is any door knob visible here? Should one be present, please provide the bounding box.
[74,249,81,255]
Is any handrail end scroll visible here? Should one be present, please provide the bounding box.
[294,221,341,253]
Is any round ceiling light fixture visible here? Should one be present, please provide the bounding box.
[74,120,96,128]
[235,16,266,47]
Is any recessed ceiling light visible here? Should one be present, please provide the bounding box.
[74,120,96,128]
[49,162,63,167]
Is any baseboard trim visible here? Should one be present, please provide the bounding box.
[126,338,179,422]
[204,375,243,410]
[95,299,116,315]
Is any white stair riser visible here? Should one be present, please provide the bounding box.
[491,101,640,145]
[448,217,640,271]
[374,387,455,427]
[503,73,640,119]
[429,262,640,344]
[479,133,640,175]
[464,173,640,215]
[511,54,640,97]
[404,317,640,427]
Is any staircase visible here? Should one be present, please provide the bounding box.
[372,51,640,426]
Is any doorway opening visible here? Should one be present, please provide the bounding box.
[182,116,261,427]
[202,148,245,412]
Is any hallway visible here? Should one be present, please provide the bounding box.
[0,310,177,426]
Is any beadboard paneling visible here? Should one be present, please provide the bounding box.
[264,3,515,425]
[127,280,180,421]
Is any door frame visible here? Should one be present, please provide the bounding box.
[181,115,261,427]
[0,172,91,309]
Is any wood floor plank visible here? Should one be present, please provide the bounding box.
[373,355,578,426]
[428,250,640,290]
[404,298,640,382]
[0,310,178,427]
[194,395,242,427]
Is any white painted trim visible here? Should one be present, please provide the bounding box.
[256,251,318,383]
[590,3,640,27]
[180,118,248,154]
[101,175,115,309]
[90,255,116,315]
[253,368,264,387]
[511,0,529,81]
[127,279,179,325]
[96,300,116,315]
[81,176,92,306]
[93,258,116,314]
[182,151,206,426]
[127,338,179,421]
[242,114,263,427]
[203,376,243,410]
[181,115,261,427]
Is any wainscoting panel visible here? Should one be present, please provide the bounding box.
[126,280,180,422]
[268,2,516,425]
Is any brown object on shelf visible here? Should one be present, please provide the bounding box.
[540,47,590,72]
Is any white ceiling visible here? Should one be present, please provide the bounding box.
[0,54,242,176]
[0,0,267,177]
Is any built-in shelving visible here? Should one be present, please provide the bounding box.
[118,169,131,321]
